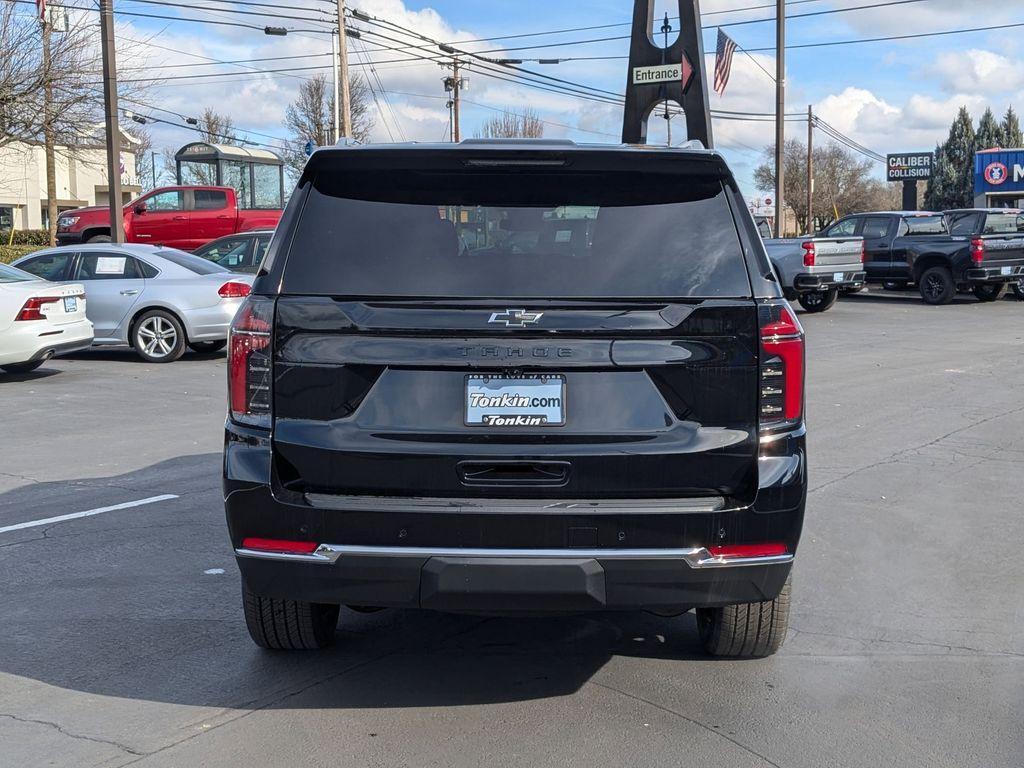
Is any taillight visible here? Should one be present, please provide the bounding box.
[15,296,61,321]
[228,296,273,427]
[970,238,985,265]
[241,538,318,554]
[219,281,252,298]
[860,240,867,264]
[801,241,816,267]
[760,303,804,427]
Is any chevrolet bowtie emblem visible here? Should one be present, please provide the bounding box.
[488,309,544,328]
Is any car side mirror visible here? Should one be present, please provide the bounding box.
[134,202,147,215]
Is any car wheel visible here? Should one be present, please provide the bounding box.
[1,360,45,374]
[86,234,112,243]
[242,583,339,650]
[882,280,907,291]
[696,575,791,658]
[132,309,186,363]
[188,340,227,354]
[797,287,839,313]
[1013,278,1024,301]
[973,284,1005,303]
[918,267,955,305]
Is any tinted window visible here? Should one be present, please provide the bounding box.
[194,190,228,210]
[78,253,144,280]
[861,216,892,239]
[0,262,37,283]
[903,215,946,235]
[156,248,230,275]
[825,218,858,237]
[982,212,1024,234]
[144,191,184,212]
[18,252,72,280]
[196,237,252,270]
[948,213,982,236]
[284,172,751,299]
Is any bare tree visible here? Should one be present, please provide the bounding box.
[475,108,544,139]
[754,139,896,234]
[282,73,373,176]
[130,125,156,191]
[198,108,239,146]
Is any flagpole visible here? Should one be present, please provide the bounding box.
[774,0,786,238]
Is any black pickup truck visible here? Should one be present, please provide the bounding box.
[820,209,1024,304]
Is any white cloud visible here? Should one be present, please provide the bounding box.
[929,49,1024,94]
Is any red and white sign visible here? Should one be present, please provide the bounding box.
[984,162,1009,186]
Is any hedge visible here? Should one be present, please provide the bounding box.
[0,245,42,264]
[0,229,51,246]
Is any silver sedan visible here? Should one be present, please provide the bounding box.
[13,244,254,362]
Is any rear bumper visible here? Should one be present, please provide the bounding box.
[224,421,806,613]
[964,265,1024,283]
[181,299,245,342]
[794,269,866,291]
[0,321,94,366]
[235,545,793,612]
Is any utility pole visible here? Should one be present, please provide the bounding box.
[336,0,352,139]
[41,16,57,246]
[807,105,813,235]
[444,60,463,142]
[774,0,785,237]
[331,31,340,143]
[99,0,124,243]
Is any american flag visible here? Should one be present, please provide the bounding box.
[713,29,738,97]
[35,0,46,21]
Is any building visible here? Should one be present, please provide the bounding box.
[0,128,141,231]
[974,148,1024,208]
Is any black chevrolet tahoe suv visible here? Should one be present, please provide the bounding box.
[224,140,807,658]
[821,210,1024,304]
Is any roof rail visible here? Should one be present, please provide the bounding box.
[458,138,579,147]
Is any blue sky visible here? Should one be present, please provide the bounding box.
[58,1,1024,199]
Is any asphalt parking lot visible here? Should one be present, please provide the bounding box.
[1,289,1021,768]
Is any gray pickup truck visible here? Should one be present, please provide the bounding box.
[761,234,866,313]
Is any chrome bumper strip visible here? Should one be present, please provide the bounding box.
[235,544,793,569]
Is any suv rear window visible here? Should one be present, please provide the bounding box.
[282,165,751,299]
[982,212,1024,234]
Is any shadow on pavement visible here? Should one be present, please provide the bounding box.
[0,454,711,712]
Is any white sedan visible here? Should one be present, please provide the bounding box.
[0,262,93,373]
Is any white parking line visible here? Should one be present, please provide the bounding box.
[0,494,179,535]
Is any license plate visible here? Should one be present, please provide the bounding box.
[63,297,77,312]
[1001,266,1012,276]
[833,272,844,282]
[466,374,565,427]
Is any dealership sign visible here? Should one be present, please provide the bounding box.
[887,153,933,182]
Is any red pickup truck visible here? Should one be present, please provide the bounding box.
[56,186,283,251]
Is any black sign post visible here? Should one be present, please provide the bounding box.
[887,152,934,212]
[622,0,712,147]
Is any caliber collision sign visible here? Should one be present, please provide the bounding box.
[887,152,934,182]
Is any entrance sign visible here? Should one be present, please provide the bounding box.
[622,0,712,148]
[887,153,933,182]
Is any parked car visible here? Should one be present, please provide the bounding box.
[55,186,283,251]
[820,210,1024,304]
[761,234,866,313]
[193,230,273,274]
[0,262,93,373]
[225,139,806,658]
[13,244,253,363]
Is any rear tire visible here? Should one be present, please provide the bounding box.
[973,284,1004,302]
[797,287,839,313]
[918,267,955,305]
[1,360,45,374]
[132,309,186,363]
[86,234,112,243]
[696,575,791,658]
[242,583,340,650]
[1013,278,1024,301]
[188,340,227,354]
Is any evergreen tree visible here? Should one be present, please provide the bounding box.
[1001,106,1023,148]
[925,107,975,210]
[975,107,1002,151]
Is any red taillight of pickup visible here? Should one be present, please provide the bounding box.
[228,296,273,427]
[970,239,985,265]
[219,281,252,299]
[801,241,816,267]
[15,296,62,321]
[861,240,867,264]
[759,304,805,427]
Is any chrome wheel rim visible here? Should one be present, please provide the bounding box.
[137,316,177,358]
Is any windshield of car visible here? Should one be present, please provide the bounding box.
[283,167,752,299]
[155,248,231,275]
[0,262,39,283]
